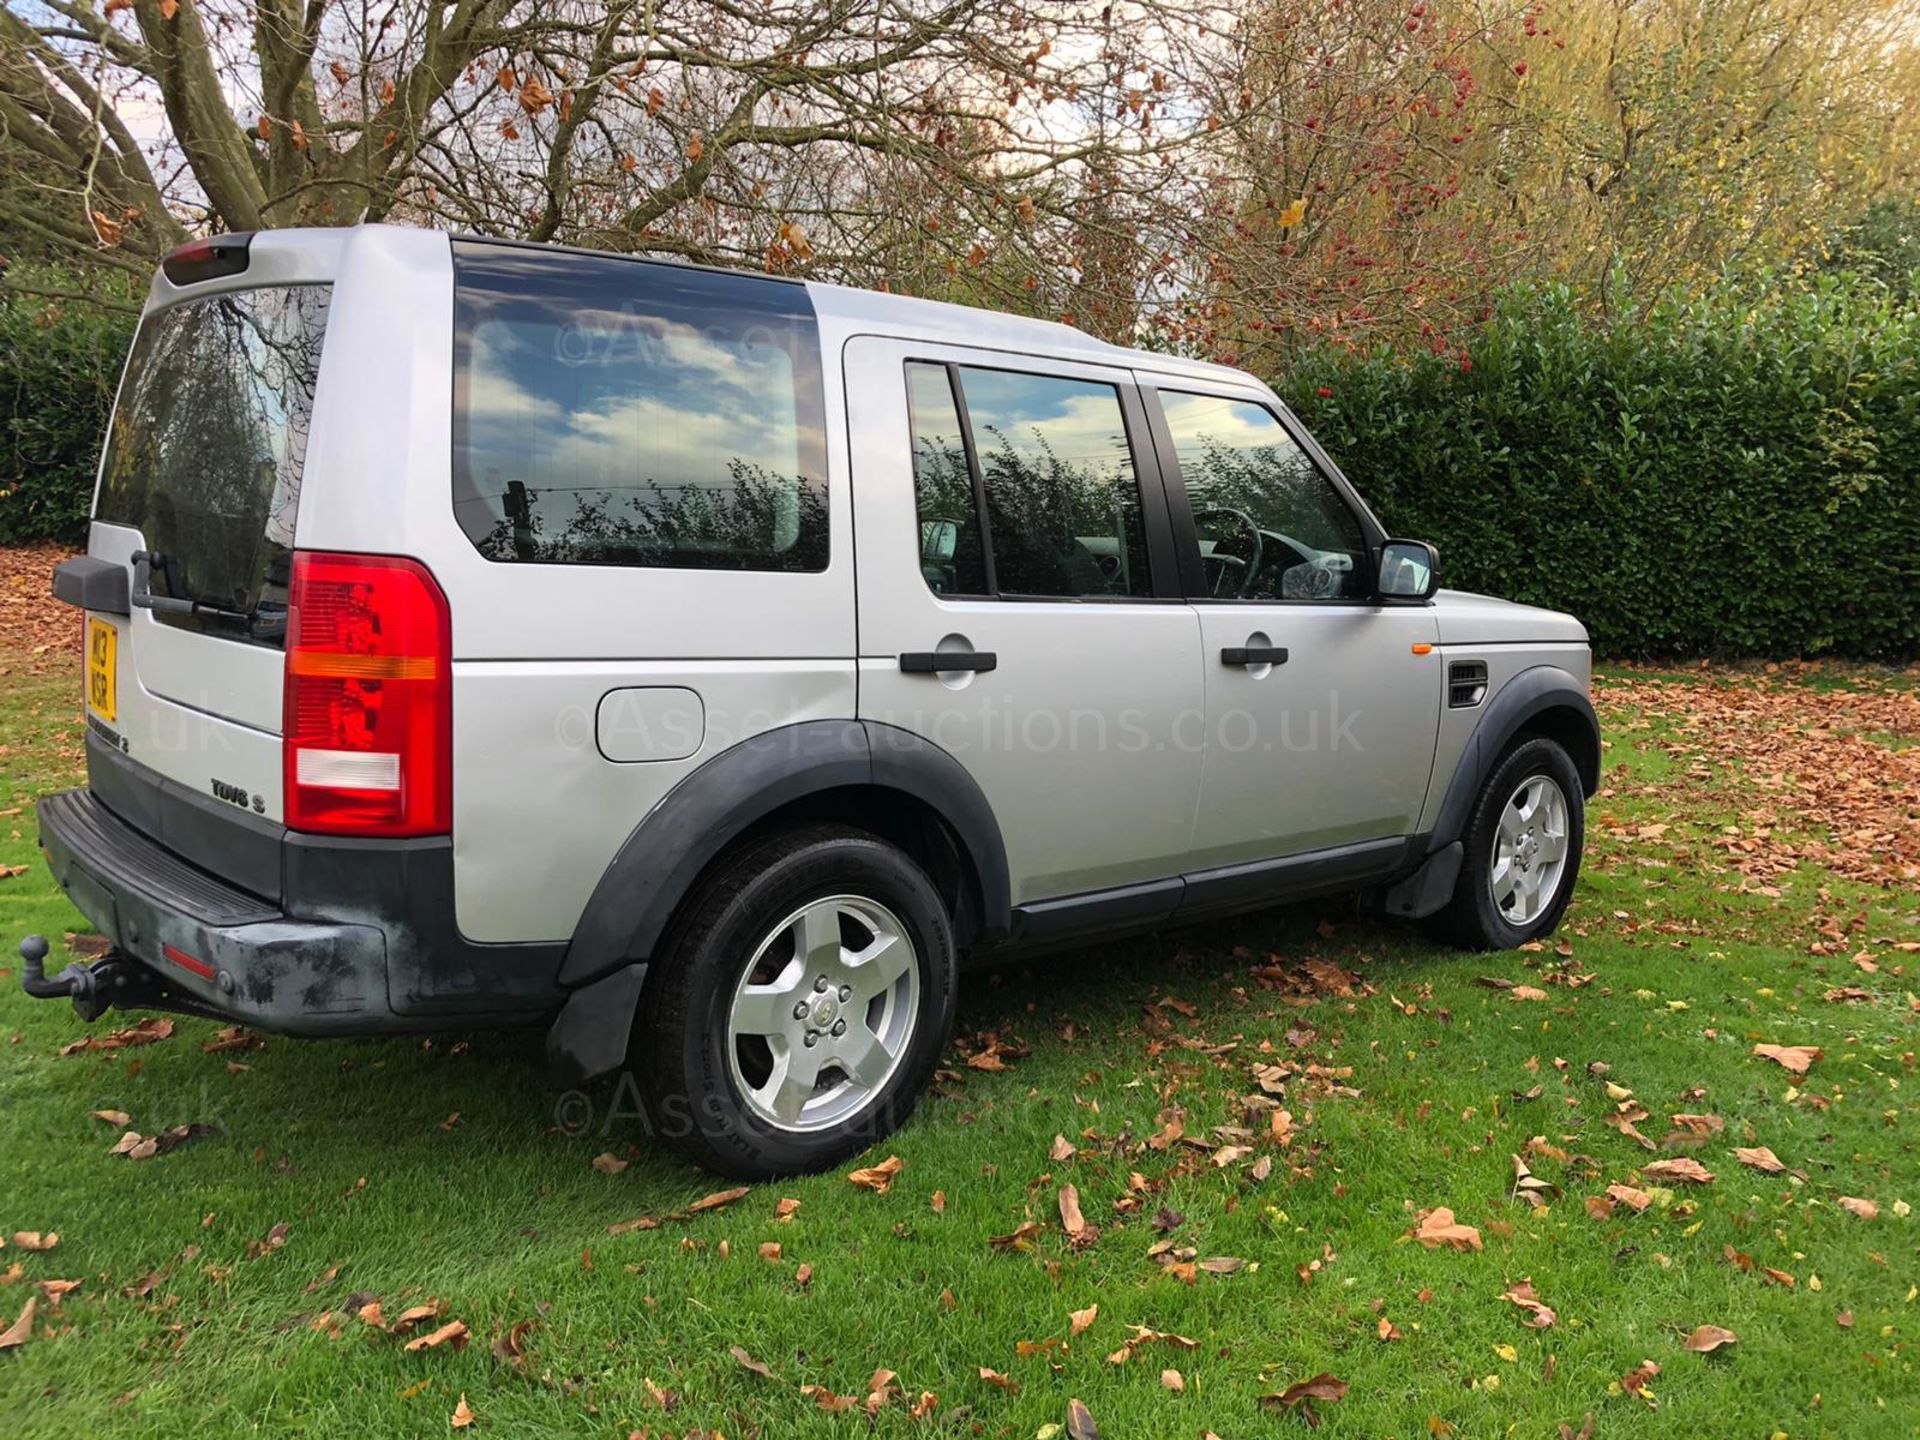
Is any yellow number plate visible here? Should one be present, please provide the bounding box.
[87,618,117,723]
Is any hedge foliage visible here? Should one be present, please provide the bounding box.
[0,289,133,545]
[1278,276,1920,660]
[1,272,1916,658]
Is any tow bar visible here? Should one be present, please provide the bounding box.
[21,934,118,1021]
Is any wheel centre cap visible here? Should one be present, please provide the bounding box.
[810,996,839,1028]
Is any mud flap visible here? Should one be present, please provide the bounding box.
[545,961,649,1088]
[1382,841,1463,920]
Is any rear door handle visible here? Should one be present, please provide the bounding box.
[1221,646,1288,666]
[900,650,997,674]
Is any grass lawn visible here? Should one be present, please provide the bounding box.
[1,646,1916,1439]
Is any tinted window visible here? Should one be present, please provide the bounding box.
[452,243,827,571]
[97,285,331,647]
[904,363,989,596]
[1159,391,1368,601]
[953,367,1151,598]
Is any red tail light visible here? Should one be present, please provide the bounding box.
[284,552,451,837]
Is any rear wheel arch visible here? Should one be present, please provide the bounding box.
[557,721,1009,991]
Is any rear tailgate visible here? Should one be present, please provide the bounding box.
[78,257,334,840]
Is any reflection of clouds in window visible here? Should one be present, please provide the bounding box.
[961,374,1134,481]
[451,245,828,572]
[466,318,800,494]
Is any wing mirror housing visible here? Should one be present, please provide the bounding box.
[1377,539,1438,601]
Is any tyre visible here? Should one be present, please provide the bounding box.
[636,824,958,1179]
[1430,735,1584,951]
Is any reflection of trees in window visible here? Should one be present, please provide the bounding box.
[470,458,827,571]
[1180,433,1347,549]
[973,422,1149,598]
[98,287,328,640]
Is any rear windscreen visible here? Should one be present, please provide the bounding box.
[97,285,331,647]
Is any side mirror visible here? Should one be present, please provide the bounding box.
[1377,539,1438,600]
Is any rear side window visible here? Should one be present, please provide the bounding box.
[97,285,331,647]
[903,362,1152,600]
[452,243,828,571]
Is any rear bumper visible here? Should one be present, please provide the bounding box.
[32,781,565,1035]
[36,788,393,1035]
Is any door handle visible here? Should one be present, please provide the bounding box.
[1221,645,1288,666]
[900,650,997,674]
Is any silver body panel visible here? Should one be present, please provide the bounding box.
[84,223,1592,953]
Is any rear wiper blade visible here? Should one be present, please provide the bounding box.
[129,550,252,622]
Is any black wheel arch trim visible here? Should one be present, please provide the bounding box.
[557,720,1011,989]
[1426,664,1600,855]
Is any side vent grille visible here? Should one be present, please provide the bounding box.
[1448,659,1489,709]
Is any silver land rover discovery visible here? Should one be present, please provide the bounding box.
[23,226,1598,1177]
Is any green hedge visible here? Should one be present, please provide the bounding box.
[1278,277,1920,660]
[0,290,133,545]
[1,273,1916,657]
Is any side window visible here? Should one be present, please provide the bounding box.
[1158,390,1369,601]
[904,364,988,595]
[956,367,1153,599]
[451,242,828,571]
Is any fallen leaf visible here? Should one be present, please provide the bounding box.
[1619,1358,1660,1395]
[248,1222,290,1258]
[1642,1157,1714,1185]
[1510,986,1548,1002]
[1050,1134,1078,1163]
[1161,1367,1185,1391]
[774,1197,801,1223]
[1069,1303,1098,1337]
[0,1296,34,1351]
[730,1344,773,1378]
[389,1302,441,1333]
[1412,1208,1482,1251]
[1066,1397,1101,1439]
[848,1156,904,1194]
[403,1320,470,1352]
[1500,1280,1557,1328]
[1733,1146,1785,1174]
[591,1152,628,1175]
[1753,1043,1820,1075]
[58,1017,172,1055]
[36,1279,80,1308]
[1606,1182,1652,1212]
[1264,1372,1349,1418]
[201,1026,261,1054]
[1058,1184,1086,1236]
[988,1221,1044,1252]
[978,1366,1018,1392]
[450,1393,475,1429]
[9,1233,58,1252]
[490,1319,535,1365]
[91,1108,131,1126]
[1837,1196,1878,1219]
[688,1186,750,1213]
[1683,1324,1737,1353]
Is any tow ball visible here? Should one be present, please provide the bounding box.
[18,934,114,1021]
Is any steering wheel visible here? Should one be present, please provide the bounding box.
[1191,506,1265,598]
